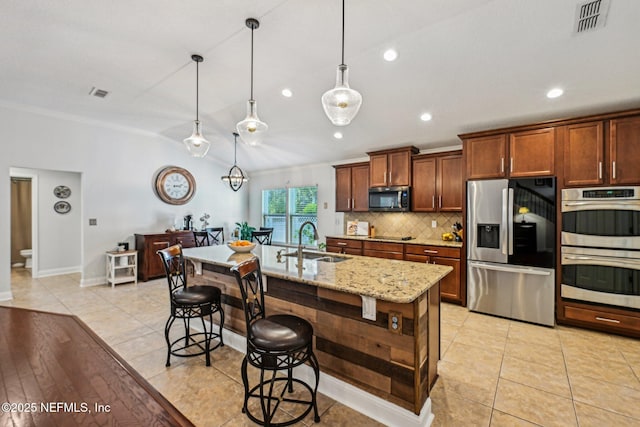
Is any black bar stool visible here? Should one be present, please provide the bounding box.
[231,257,320,426]
[157,244,224,366]
[251,230,272,245]
[206,227,225,245]
[193,230,211,247]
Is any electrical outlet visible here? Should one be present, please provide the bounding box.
[388,311,402,335]
[431,220,437,228]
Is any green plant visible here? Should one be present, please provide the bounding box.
[235,221,256,241]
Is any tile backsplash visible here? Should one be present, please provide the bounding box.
[344,212,463,240]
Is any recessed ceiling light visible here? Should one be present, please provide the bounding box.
[333,131,343,139]
[383,49,398,62]
[420,112,432,122]
[281,88,293,97]
[547,88,564,99]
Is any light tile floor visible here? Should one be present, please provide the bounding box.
[3,269,640,426]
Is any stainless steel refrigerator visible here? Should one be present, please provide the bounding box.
[467,178,556,326]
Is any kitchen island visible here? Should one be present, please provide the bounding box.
[183,244,451,426]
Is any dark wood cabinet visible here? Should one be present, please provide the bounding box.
[368,146,418,187]
[562,121,604,187]
[464,134,507,179]
[326,237,363,255]
[362,241,404,260]
[404,244,462,303]
[559,301,640,338]
[335,162,369,212]
[135,231,196,281]
[562,116,640,187]
[610,115,640,185]
[463,128,555,179]
[412,151,462,212]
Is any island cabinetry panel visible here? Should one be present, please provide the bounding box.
[463,128,555,179]
[335,162,369,212]
[412,151,463,212]
[135,231,196,281]
[405,245,461,304]
[326,237,363,255]
[363,241,404,260]
[368,146,419,187]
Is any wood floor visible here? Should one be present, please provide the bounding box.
[0,306,193,427]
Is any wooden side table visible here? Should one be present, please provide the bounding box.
[106,250,138,287]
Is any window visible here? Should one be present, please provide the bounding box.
[262,186,318,245]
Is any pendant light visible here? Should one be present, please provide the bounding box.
[321,0,362,126]
[236,18,268,146]
[183,54,211,157]
[221,132,249,191]
[322,0,362,126]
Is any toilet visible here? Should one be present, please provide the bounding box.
[20,249,32,269]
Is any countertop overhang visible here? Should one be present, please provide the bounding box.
[183,244,452,304]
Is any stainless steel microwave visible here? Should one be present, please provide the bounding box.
[368,186,410,212]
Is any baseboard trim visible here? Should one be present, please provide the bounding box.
[80,276,107,287]
[38,266,82,278]
[0,291,14,302]
[212,323,433,427]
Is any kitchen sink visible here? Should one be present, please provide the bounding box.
[282,251,351,263]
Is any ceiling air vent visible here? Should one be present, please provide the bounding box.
[574,0,611,33]
[89,87,109,98]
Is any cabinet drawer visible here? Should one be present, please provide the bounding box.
[363,250,404,260]
[404,254,429,263]
[363,241,404,252]
[326,238,363,250]
[405,244,460,259]
[563,305,640,332]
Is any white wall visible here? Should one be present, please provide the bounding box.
[248,163,344,245]
[1,104,248,298]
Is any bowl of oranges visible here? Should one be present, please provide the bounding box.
[227,240,256,253]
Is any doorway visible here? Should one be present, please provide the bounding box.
[10,170,38,276]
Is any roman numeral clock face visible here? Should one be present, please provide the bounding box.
[155,166,196,205]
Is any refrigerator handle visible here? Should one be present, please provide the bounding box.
[501,188,508,255]
[468,261,551,276]
[507,188,514,255]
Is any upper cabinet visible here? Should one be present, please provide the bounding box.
[335,162,369,212]
[610,115,640,185]
[368,146,419,187]
[562,115,640,187]
[412,151,463,212]
[463,128,555,179]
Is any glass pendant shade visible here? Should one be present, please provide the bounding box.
[183,120,211,157]
[236,99,268,146]
[321,64,362,126]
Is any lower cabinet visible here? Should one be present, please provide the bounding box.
[558,300,640,338]
[405,245,462,304]
[326,237,363,255]
[135,231,196,281]
[362,241,404,260]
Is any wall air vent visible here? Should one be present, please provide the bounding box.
[574,0,611,34]
[89,87,109,98]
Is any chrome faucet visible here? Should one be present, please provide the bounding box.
[297,221,319,266]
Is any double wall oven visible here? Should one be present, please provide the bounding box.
[561,186,640,310]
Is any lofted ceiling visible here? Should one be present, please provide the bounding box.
[2,0,640,172]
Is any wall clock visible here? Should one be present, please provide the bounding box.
[155,166,196,205]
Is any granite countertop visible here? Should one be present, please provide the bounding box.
[326,235,463,248]
[183,244,452,304]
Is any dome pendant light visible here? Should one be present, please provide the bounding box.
[221,132,249,191]
[321,0,362,126]
[236,18,268,146]
[183,54,211,157]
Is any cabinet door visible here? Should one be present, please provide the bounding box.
[509,128,555,177]
[465,134,507,179]
[149,239,171,278]
[369,154,388,187]
[438,154,463,211]
[351,164,369,212]
[412,157,436,212]
[335,166,352,212]
[610,116,640,185]
[432,256,460,301]
[562,122,604,187]
[389,151,411,186]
